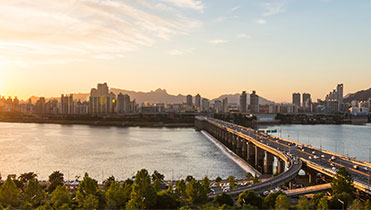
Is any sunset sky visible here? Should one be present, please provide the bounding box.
[0,0,370,102]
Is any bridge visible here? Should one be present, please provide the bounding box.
[195,116,371,196]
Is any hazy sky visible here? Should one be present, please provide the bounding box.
[0,0,370,102]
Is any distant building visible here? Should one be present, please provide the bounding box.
[302,93,311,111]
[195,94,201,109]
[250,91,259,113]
[222,97,228,113]
[61,94,74,115]
[45,100,59,115]
[35,97,46,114]
[202,98,209,112]
[117,93,131,113]
[292,93,301,107]
[239,91,247,113]
[214,100,222,113]
[186,95,193,107]
[89,83,116,115]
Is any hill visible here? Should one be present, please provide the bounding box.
[344,87,371,103]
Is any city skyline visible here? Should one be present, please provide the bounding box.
[1,0,371,102]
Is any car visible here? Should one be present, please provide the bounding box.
[331,156,336,161]
[321,154,325,158]
[263,191,270,196]
[314,155,319,159]
[302,149,305,152]
[312,151,316,154]
[309,156,312,160]
[332,167,337,171]
[353,165,358,169]
[364,167,368,171]
[330,163,335,167]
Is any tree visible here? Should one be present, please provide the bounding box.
[103,175,115,191]
[263,191,283,209]
[23,178,46,208]
[152,170,165,182]
[175,179,187,203]
[126,169,157,209]
[48,171,64,193]
[227,176,236,190]
[105,181,128,209]
[186,179,207,205]
[365,199,371,210]
[237,190,262,208]
[311,192,324,208]
[329,192,352,210]
[297,196,309,210]
[252,175,260,184]
[35,201,53,210]
[0,175,20,207]
[202,176,211,194]
[348,199,363,210]
[214,192,234,206]
[331,167,354,195]
[155,191,179,209]
[186,175,194,182]
[50,185,71,209]
[19,172,37,184]
[317,197,328,210]
[275,194,290,210]
[215,177,222,185]
[76,173,99,209]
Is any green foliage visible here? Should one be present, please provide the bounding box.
[365,199,371,210]
[329,192,353,210]
[311,192,324,208]
[103,175,115,191]
[105,181,128,209]
[152,170,165,182]
[240,204,258,210]
[76,173,99,209]
[0,176,20,207]
[317,197,328,210]
[297,196,309,210]
[47,171,64,193]
[175,179,187,202]
[155,191,179,209]
[202,176,211,194]
[35,201,53,210]
[227,176,236,190]
[214,192,234,207]
[245,172,253,180]
[186,179,207,205]
[275,194,290,210]
[252,175,260,184]
[215,177,222,183]
[19,172,37,184]
[263,191,283,209]
[237,190,262,208]
[23,178,46,207]
[50,185,71,209]
[348,199,363,210]
[331,167,354,195]
[186,175,195,182]
[127,169,157,209]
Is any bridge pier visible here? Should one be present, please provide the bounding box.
[264,151,274,174]
[277,159,285,174]
[236,137,242,157]
[246,142,255,166]
[241,140,247,160]
[255,146,265,173]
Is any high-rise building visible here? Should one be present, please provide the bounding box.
[214,100,222,113]
[195,94,201,109]
[222,97,228,113]
[250,91,259,113]
[337,84,343,111]
[117,93,131,113]
[202,98,209,112]
[89,83,116,115]
[292,93,301,107]
[186,95,193,106]
[302,93,311,109]
[239,91,247,113]
[61,94,74,115]
[35,97,46,114]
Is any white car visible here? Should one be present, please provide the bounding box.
[321,154,325,158]
[332,167,337,171]
[314,155,319,159]
[309,156,312,160]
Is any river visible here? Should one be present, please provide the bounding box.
[0,122,246,181]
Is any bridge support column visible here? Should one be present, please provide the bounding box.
[241,140,247,160]
[277,159,285,174]
[236,138,242,157]
[246,143,255,166]
[255,147,264,173]
[264,151,274,174]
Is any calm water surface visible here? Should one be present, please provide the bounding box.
[263,123,371,162]
[0,122,246,181]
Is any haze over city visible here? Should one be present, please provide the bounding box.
[1,0,371,102]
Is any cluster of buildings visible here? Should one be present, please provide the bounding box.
[1,83,370,116]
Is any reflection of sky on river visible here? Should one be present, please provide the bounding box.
[0,123,246,181]
[263,124,371,162]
